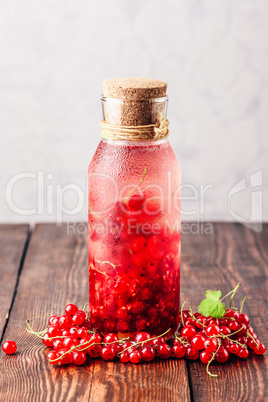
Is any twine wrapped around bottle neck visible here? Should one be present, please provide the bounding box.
[100,113,169,142]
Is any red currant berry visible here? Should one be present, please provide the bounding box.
[47,325,62,338]
[141,346,156,362]
[78,310,87,320]
[59,315,73,330]
[122,341,134,351]
[215,346,229,363]
[220,326,231,336]
[76,328,87,338]
[88,344,102,358]
[117,321,131,333]
[181,325,196,340]
[237,313,250,326]
[128,194,145,212]
[116,307,131,321]
[104,319,117,333]
[65,304,78,316]
[151,337,165,347]
[248,339,257,349]
[47,350,60,364]
[72,313,85,326]
[101,346,117,361]
[72,351,86,365]
[228,320,240,332]
[131,301,146,314]
[172,344,185,358]
[185,318,196,327]
[238,347,249,358]
[195,316,207,329]
[157,344,172,359]
[2,340,17,355]
[185,346,199,360]
[228,310,239,319]
[191,334,206,350]
[129,350,142,364]
[254,343,266,355]
[131,237,147,253]
[58,348,73,364]
[63,337,79,349]
[228,343,239,354]
[205,324,220,337]
[204,338,218,353]
[199,351,213,364]
[119,351,130,363]
[42,333,53,347]
[53,339,64,352]
[208,318,220,326]
[237,336,248,345]
[49,315,60,326]
[134,332,151,344]
[90,333,103,344]
[103,333,119,344]
[77,336,91,352]
[236,324,247,336]
[219,318,229,326]
[69,326,79,337]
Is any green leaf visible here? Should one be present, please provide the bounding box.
[198,289,227,318]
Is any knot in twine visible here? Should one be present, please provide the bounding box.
[100,113,169,141]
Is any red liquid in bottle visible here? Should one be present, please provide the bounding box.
[88,138,181,339]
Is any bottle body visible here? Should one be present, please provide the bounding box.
[88,138,181,339]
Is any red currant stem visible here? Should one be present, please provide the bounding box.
[221,326,243,338]
[180,301,186,327]
[49,344,82,362]
[118,328,171,356]
[126,167,147,199]
[218,333,245,349]
[49,337,126,362]
[82,303,87,312]
[174,334,188,346]
[189,307,207,329]
[91,264,109,278]
[220,283,241,309]
[26,330,44,339]
[206,339,221,378]
[26,321,47,336]
[246,331,259,347]
[239,296,247,313]
[95,260,119,270]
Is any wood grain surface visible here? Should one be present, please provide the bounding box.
[182,223,268,402]
[0,224,29,341]
[0,223,267,402]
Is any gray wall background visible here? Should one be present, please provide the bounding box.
[1,0,267,224]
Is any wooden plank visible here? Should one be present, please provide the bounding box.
[0,223,191,402]
[0,224,94,402]
[90,356,190,402]
[0,224,29,341]
[182,223,268,402]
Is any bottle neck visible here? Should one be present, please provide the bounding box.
[101,137,169,147]
[101,96,168,126]
[100,96,169,142]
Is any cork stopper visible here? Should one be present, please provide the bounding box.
[103,77,167,100]
[102,77,168,126]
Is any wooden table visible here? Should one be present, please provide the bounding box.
[0,223,267,401]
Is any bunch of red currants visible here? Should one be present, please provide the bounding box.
[2,302,266,376]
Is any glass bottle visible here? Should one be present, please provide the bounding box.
[88,78,181,340]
